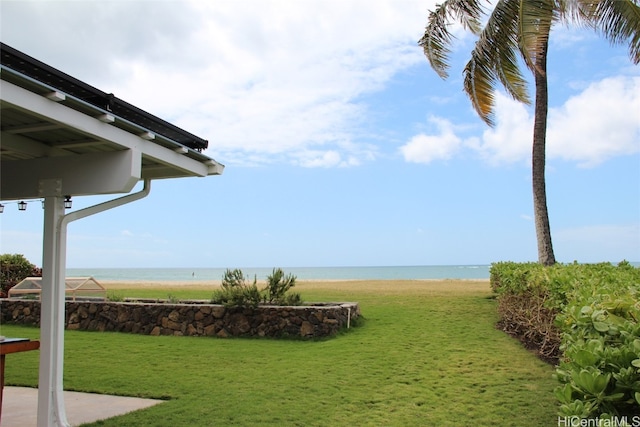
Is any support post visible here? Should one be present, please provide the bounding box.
[35,179,151,427]
[37,180,70,427]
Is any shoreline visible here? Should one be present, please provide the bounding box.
[101,278,491,293]
[68,266,492,283]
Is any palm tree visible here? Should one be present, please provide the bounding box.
[419,0,640,265]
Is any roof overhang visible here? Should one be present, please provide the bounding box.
[0,43,224,201]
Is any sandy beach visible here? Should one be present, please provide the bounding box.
[101,278,491,294]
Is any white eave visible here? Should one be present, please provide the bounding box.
[0,65,224,200]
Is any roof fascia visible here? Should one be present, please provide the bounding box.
[0,79,213,177]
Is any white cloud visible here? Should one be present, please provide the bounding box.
[547,76,640,167]
[176,1,428,165]
[479,76,640,167]
[1,0,436,167]
[399,117,462,164]
[474,93,533,165]
[7,1,636,171]
[294,150,343,168]
[407,75,640,167]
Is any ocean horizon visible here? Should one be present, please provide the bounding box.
[66,265,492,281]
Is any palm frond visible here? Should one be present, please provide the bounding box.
[519,0,557,72]
[449,0,486,34]
[485,0,531,103]
[419,0,486,79]
[580,0,640,64]
[559,0,590,22]
[463,0,531,125]
[464,52,498,126]
[496,46,531,105]
[420,3,455,79]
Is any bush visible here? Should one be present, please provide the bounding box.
[264,268,301,305]
[0,254,41,297]
[554,262,640,419]
[211,269,262,308]
[491,262,564,361]
[491,261,640,420]
[107,291,125,302]
[211,268,303,308]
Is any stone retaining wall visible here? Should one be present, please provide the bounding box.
[0,299,360,339]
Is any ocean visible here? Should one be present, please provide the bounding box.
[66,265,492,282]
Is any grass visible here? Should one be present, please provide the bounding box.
[1,280,559,426]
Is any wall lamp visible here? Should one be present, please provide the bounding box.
[18,201,27,211]
[64,196,72,209]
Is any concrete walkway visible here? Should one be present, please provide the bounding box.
[1,386,163,426]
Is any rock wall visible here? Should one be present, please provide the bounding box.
[0,299,360,339]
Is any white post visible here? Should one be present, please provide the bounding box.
[37,179,70,427]
[35,179,150,426]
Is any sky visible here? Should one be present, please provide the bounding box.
[0,0,639,269]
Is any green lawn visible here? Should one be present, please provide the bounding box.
[1,280,558,426]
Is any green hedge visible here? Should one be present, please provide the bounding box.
[491,261,640,419]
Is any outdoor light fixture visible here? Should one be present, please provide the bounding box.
[64,196,72,209]
[18,201,27,211]
[0,204,4,214]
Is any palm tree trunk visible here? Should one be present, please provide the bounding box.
[532,37,556,266]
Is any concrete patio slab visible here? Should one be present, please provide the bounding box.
[1,386,163,426]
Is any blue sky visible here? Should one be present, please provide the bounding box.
[1,0,638,268]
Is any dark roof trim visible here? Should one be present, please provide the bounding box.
[0,43,208,151]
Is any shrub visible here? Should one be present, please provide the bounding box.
[0,254,41,297]
[491,262,564,361]
[107,291,125,302]
[211,268,303,308]
[281,292,303,306]
[211,269,261,308]
[491,261,640,420]
[554,262,640,419]
[264,268,301,305]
